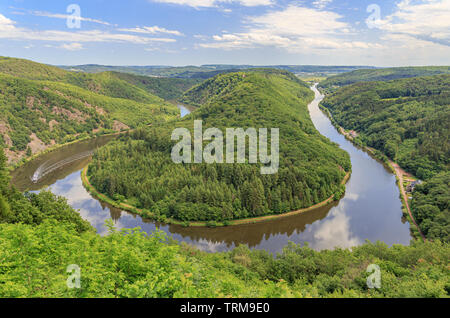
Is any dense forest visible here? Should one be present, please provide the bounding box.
[321,75,450,242]
[87,70,351,223]
[0,57,180,164]
[319,66,450,93]
[1,146,449,297]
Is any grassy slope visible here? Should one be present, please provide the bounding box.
[0,57,178,164]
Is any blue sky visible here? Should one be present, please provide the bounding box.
[1,0,449,66]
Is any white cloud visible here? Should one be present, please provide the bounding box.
[60,43,84,51]
[378,0,450,46]
[0,14,16,31]
[30,10,111,26]
[152,0,273,8]
[235,0,273,6]
[199,5,380,51]
[0,14,176,45]
[309,203,362,250]
[312,0,333,9]
[118,26,183,36]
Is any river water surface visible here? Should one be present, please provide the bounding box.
[11,86,412,253]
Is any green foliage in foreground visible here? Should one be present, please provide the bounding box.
[87,70,350,222]
[0,220,449,298]
[321,75,450,243]
[319,66,450,93]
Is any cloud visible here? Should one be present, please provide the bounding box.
[199,5,379,51]
[378,0,450,46]
[0,13,16,31]
[312,0,333,9]
[0,14,176,45]
[151,0,273,8]
[29,10,111,26]
[60,43,84,51]
[118,26,183,36]
[309,202,363,250]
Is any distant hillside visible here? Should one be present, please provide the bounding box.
[109,72,201,100]
[0,57,179,165]
[59,63,375,79]
[319,66,450,93]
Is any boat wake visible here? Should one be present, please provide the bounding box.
[31,150,94,183]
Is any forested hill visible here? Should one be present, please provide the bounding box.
[87,69,351,223]
[0,57,179,165]
[319,66,450,93]
[0,56,199,102]
[321,75,449,242]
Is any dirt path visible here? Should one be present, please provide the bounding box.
[390,161,426,241]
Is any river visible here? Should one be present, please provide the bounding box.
[10,87,412,253]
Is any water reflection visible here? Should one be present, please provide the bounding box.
[178,104,192,118]
[11,135,117,192]
[11,87,412,254]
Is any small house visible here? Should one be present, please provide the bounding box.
[349,130,358,138]
[406,180,422,193]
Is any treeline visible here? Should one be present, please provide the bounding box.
[321,75,449,242]
[88,70,351,223]
[319,66,450,93]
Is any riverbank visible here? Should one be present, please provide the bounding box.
[81,165,350,228]
[318,98,425,241]
[8,130,124,173]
